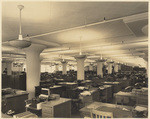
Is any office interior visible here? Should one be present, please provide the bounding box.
[1,1,148,118]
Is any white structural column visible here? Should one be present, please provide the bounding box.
[97,59,105,77]
[89,64,94,71]
[2,61,7,73]
[114,63,119,73]
[24,44,46,99]
[19,63,24,72]
[108,61,114,74]
[61,61,67,74]
[68,64,72,71]
[75,55,86,80]
[118,63,121,71]
[84,65,89,71]
[7,61,13,75]
[54,63,59,73]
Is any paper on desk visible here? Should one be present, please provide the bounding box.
[116,91,131,96]
[78,86,85,90]
[66,82,76,85]
[113,82,119,84]
[99,87,105,90]
[50,85,61,88]
[135,106,147,112]
[103,85,112,88]
[122,108,130,111]
[86,80,91,82]
[80,91,91,96]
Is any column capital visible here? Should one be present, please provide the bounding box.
[107,61,114,64]
[24,43,47,54]
[54,63,59,65]
[61,60,67,64]
[68,64,72,66]
[115,62,120,65]
[75,55,86,60]
[89,63,94,66]
[97,59,106,63]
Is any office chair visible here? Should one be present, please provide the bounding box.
[25,99,32,111]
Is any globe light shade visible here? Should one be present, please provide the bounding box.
[9,40,31,49]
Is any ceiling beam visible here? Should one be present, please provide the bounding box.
[26,12,148,39]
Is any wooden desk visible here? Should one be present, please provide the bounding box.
[57,82,78,98]
[58,82,78,89]
[54,79,65,84]
[79,87,100,107]
[80,80,93,87]
[2,89,28,114]
[103,81,121,93]
[41,98,71,118]
[116,78,131,89]
[115,91,148,105]
[99,85,113,102]
[79,102,133,118]
[133,105,148,118]
[26,106,42,117]
[49,85,65,97]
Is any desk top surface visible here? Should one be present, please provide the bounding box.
[103,82,120,85]
[58,82,77,85]
[99,85,112,90]
[81,80,92,83]
[42,97,71,106]
[115,91,148,98]
[80,102,133,118]
[2,89,28,98]
[49,85,62,89]
[55,78,64,81]
[79,87,99,96]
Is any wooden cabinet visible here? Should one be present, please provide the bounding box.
[2,74,26,90]
[41,98,71,118]
[79,88,100,107]
[99,85,113,102]
[2,90,28,114]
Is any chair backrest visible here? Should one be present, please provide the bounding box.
[91,109,113,119]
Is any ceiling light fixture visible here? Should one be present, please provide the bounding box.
[9,5,31,49]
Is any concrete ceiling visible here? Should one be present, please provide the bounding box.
[2,1,148,67]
